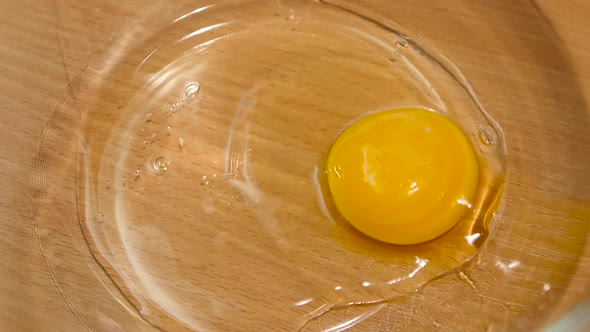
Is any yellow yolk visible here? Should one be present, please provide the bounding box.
[326,108,479,245]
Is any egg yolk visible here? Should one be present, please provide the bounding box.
[326,108,479,245]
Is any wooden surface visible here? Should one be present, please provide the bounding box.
[0,0,588,331]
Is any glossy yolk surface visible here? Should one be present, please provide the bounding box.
[326,108,479,245]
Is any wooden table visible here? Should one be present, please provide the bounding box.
[0,0,588,330]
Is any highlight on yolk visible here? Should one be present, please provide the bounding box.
[326,108,479,245]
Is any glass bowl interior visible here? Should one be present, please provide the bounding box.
[33,0,589,331]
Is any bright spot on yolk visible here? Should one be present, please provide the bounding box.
[326,108,479,245]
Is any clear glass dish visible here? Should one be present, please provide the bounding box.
[33,0,589,331]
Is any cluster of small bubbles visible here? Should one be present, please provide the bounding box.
[153,156,170,175]
[145,112,153,123]
[144,133,157,146]
[178,137,185,151]
[163,80,201,117]
[164,103,184,116]
[478,126,496,145]
[135,167,141,180]
[201,175,209,186]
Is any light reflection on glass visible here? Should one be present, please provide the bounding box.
[456,197,473,209]
[173,5,216,23]
[180,22,231,42]
[465,233,481,245]
[294,298,314,307]
[388,256,428,284]
[495,260,521,273]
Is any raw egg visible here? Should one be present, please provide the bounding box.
[326,108,479,245]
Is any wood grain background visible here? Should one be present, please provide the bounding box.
[0,0,588,330]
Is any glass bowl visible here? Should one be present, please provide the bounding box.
[33,0,589,330]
